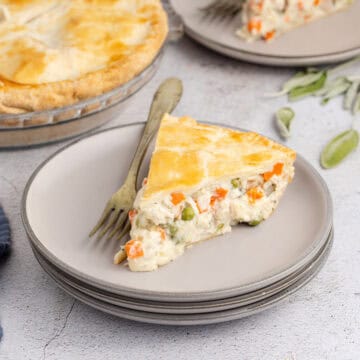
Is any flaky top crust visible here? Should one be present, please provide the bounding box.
[0,0,167,113]
[143,114,296,200]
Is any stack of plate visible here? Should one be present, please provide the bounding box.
[22,123,333,325]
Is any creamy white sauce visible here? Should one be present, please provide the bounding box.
[126,165,294,271]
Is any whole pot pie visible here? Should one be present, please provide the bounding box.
[0,0,168,114]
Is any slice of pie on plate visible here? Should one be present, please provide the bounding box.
[237,0,352,42]
[0,0,167,113]
[114,114,296,271]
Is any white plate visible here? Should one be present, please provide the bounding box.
[170,0,360,66]
[31,227,333,314]
[32,233,333,325]
[22,123,332,302]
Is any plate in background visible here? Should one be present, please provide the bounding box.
[22,123,333,302]
[170,0,360,66]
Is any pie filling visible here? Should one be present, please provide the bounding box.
[237,0,352,42]
[117,162,294,271]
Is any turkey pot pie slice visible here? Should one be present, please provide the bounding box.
[237,0,352,42]
[115,114,296,272]
[0,0,167,113]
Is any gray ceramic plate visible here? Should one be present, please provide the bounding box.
[31,227,333,315]
[22,123,333,302]
[32,233,333,325]
[170,0,360,66]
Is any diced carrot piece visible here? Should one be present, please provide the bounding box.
[210,196,217,207]
[313,0,320,5]
[128,209,137,224]
[142,177,148,186]
[210,188,228,207]
[246,187,264,203]
[257,1,264,11]
[171,192,185,206]
[215,188,228,199]
[297,0,304,10]
[273,162,284,175]
[247,19,262,32]
[263,171,273,182]
[125,239,144,259]
[264,30,275,41]
[263,162,284,181]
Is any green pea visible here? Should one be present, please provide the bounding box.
[248,220,262,226]
[181,206,195,221]
[169,224,178,237]
[231,179,241,188]
[216,223,224,232]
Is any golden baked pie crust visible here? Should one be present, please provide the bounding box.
[0,1,168,114]
[143,114,296,200]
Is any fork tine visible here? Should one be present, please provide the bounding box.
[200,0,242,20]
[115,220,131,243]
[219,1,238,17]
[105,211,128,241]
[200,0,225,17]
[89,202,114,237]
[96,209,120,240]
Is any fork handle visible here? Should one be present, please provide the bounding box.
[127,78,183,182]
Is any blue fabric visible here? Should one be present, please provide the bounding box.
[0,206,11,258]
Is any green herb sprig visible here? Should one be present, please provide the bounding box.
[269,56,360,168]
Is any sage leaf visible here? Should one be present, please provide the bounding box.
[289,72,327,101]
[320,77,351,105]
[316,76,349,96]
[275,107,295,139]
[346,75,360,82]
[352,92,360,115]
[265,71,324,97]
[321,129,359,169]
[344,81,360,110]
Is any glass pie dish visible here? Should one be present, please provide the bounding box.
[0,52,162,149]
[0,1,183,149]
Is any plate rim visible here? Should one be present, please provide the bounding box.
[31,227,333,314]
[22,122,333,302]
[185,26,360,66]
[33,234,333,325]
[170,0,360,65]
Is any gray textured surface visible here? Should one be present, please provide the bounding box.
[0,38,360,360]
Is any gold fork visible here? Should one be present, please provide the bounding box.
[89,78,183,248]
